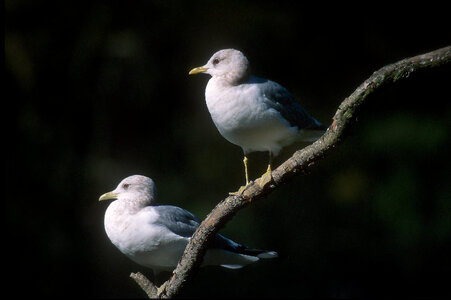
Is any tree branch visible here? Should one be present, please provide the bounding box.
[134,45,451,298]
[130,272,158,298]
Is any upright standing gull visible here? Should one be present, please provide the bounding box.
[189,49,327,190]
[99,175,278,276]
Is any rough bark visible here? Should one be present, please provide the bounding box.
[130,272,158,298]
[131,45,451,298]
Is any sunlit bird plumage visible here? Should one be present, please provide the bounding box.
[99,175,278,275]
[189,49,327,189]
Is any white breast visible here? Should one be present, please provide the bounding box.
[104,202,188,270]
[205,78,300,155]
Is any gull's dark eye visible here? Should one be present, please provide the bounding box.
[212,58,220,65]
[122,183,130,190]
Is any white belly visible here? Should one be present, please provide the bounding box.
[104,203,189,271]
[205,79,299,155]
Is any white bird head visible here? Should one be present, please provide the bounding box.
[189,49,250,85]
[99,175,157,207]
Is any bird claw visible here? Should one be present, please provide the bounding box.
[256,169,273,188]
[229,184,249,196]
[230,168,273,196]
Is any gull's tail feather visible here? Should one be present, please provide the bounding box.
[204,234,278,269]
[237,246,279,259]
[256,250,278,259]
[220,264,246,269]
[206,234,278,269]
[296,118,329,143]
[217,248,278,269]
[300,129,326,142]
[313,121,329,131]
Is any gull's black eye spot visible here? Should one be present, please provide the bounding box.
[122,183,130,190]
[212,58,220,65]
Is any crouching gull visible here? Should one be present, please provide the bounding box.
[99,175,277,275]
[189,49,327,191]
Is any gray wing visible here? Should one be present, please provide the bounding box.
[211,233,274,257]
[250,76,327,130]
[151,205,268,255]
[152,205,201,238]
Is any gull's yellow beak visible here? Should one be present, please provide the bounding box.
[189,66,208,75]
[99,191,118,201]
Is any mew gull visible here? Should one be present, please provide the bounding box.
[99,175,278,275]
[189,49,327,190]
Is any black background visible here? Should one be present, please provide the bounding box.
[6,1,450,298]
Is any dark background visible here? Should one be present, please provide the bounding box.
[6,1,450,298]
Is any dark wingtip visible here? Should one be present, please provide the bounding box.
[313,120,329,131]
[318,124,329,131]
[236,245,278,258]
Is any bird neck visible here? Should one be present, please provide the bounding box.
[115,196,153,214]
[213,68,250,86]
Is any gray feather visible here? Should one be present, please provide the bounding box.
[249,76,327,130]
[152,205,200,238]
[152,205,277,258]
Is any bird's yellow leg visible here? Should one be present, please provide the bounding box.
[229,155,250,195]
[243,155,249,186]
[257,151,273,188]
